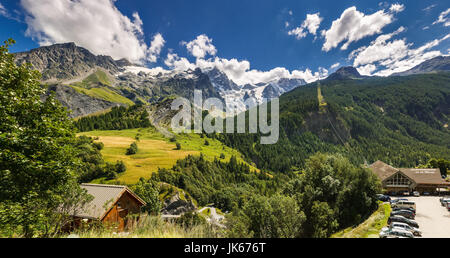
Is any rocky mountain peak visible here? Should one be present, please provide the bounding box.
[327,66,362,80]
[14,42,127,82]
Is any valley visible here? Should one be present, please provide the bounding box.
[78,128,259,184]
[2,39,450,239]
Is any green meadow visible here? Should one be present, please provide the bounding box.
[78,128,259,184]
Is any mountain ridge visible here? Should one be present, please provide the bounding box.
[391,56,450,76]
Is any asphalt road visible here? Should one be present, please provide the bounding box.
[413,196,450,238]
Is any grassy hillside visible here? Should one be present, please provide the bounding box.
[70,85,134,105]
[78,128,259,184]
[72,69,112,87]
[69,69,134,105]
[331,202,391,238]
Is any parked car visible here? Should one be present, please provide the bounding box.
[396,191,410,196]
[387,222,422,237]
[423,192,430,196]
[388,215,419,228]
[392,201,416,210]
[391,210,415,219]
[413,191,420,197]
[447,202,450,211]
[390,198,408,204]
[440,197,450,205]
[379,228,414,238]
[392,207,416,214]
[441,198,450,207]
[377,194,391,202]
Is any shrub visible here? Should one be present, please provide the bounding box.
[115,161,127,173]
[126,142,138,155]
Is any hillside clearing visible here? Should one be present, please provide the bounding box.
[78,128,259,184]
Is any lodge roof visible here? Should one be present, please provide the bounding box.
[369,161,448,186]
[369,160,399,181]
[74,184,146,220]
[399,168,445,185]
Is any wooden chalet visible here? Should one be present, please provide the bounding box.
[69,184,146,231]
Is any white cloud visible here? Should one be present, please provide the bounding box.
[321,6,399,51]
[357,64,377,76]
[303,13,323,35]
[389,3,405,13]
[20,0,162,64]
[164,52,197,71]
[165,34,327,85]
[0,3,7,17]
[288,27,307,39]
[183,34,217,59]
[433,8,450,27]
[349,26,450,76]
[423,4,437,12]
[350,26,407,67]
[148,33,166,63]
[288,12,323,39]
[330,63,340,69]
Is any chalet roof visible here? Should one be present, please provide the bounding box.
[74,184,146,220]
[399,168,446,185]
[369,161,399,181]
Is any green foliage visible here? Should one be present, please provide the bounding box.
[115,160,126,173]
[126,142,139,155]
[152,155,283,209]
[75,136,126,182]
[132,178,162,215]
[419,157,450,177]
[227,194,305,238]
[75,105,152,132]
[177,212,207,228]
[0,39,91,237]
[332,202,391,238]
[282,153,381,237]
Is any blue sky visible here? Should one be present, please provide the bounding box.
[0,0,449,84]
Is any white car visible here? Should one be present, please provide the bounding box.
[380,228,414,238]
[389,222,421,236]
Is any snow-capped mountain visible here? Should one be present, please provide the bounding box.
[203,67,306,112]
[123,65,307,113]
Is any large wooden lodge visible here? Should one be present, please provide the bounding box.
[369,161,450,195]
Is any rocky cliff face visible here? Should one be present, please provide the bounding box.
[116,67,223,102]
[43,84,123,118]
[161,192,197,215]
[14,42,127,82]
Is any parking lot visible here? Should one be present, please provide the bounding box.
[413,196,450,238]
